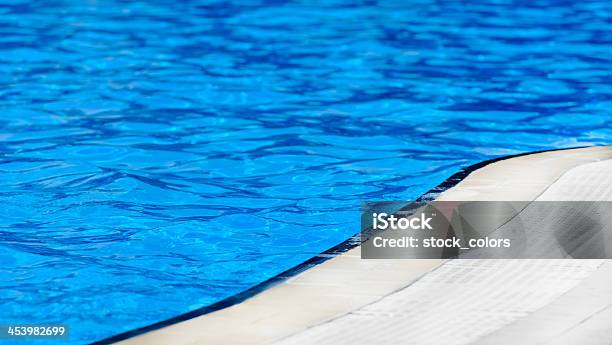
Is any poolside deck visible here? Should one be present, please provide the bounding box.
[116,146,612,345]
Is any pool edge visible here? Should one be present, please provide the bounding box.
[92,145,607,345]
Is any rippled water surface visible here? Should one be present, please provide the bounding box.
[1,0,611,343]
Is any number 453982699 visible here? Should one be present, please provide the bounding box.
[2,325,68,339]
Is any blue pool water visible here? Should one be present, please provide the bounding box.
[1,0,611,343]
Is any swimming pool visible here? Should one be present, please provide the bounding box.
[1,0,610,343]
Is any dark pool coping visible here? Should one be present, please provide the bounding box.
[91,145,591,345]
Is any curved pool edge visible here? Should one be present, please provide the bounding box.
[95,145,611,345]
[274,145,612,345]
